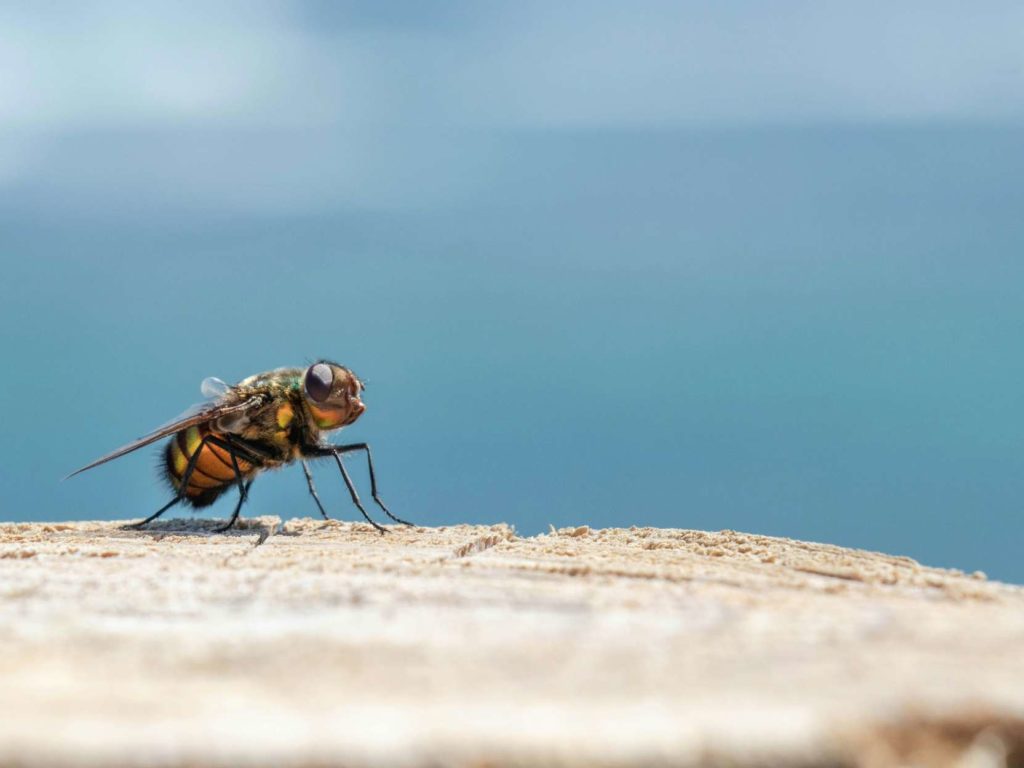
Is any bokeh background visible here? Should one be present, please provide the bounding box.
[1,1,1022,581]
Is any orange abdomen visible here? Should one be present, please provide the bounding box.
[164,425,256,507]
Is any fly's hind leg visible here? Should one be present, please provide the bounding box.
[127,435,209,529]
[128,496,181,529]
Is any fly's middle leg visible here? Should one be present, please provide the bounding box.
[206,435,257,533]
[301,460,330,521]
[213,479,254,533]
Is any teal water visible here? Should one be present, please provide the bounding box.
[1,124,1021,581]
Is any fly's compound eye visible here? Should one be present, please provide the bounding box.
[304,363,334,403]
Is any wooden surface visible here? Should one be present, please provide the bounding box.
[0,518,1022,767]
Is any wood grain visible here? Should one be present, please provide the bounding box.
[0,518,1021,767]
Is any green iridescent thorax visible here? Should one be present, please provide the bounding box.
[236,367,303,393]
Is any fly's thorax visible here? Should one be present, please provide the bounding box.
[300,361,366,431]
[235,367,304,390]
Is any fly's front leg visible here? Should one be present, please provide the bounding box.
[332,443,413,527]
[301,443,392,534]
[332,453,386,534]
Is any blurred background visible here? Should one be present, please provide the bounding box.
[1,1,1022,581]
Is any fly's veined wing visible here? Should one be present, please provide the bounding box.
[65,391,266,479]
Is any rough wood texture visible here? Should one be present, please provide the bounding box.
[1,519,1022,767]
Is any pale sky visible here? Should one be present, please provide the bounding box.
[1,1,1022,132]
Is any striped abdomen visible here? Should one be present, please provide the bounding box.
[163,425,257,507]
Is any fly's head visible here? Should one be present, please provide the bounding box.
[302,361,366,430]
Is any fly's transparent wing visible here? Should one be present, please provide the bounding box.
[65,389,266,479]
[200,377,231,399]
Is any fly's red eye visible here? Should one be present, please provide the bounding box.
[304,363,334,402]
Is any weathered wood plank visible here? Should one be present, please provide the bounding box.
[0,519,1021,767]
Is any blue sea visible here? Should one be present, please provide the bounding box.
[1,123,1022,582]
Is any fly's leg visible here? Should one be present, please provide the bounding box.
[301,460,330,521]
[206,435,256,533]
[301,443,409,533]
[331,452,386,534]
[213,480,253,533]
[128,435,209,529]
[301,443,386,533]
[333,443,414,527]
[208,435,251,502]
[129,496,181,529]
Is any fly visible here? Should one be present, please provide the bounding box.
[68,361,412,534]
